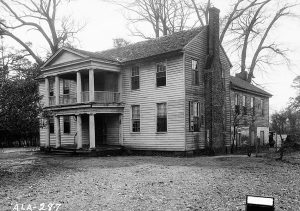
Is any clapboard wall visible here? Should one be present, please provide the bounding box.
[121,55,186,151]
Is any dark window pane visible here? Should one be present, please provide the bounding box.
[63,80,70,94]
[235,105,240,115]
[156,63,166,87]
[49,118,54,134]
[157,117,167,132]
[63,116,70,134]
[132,120,140,132]
[131,66,140,90]
[132,105,140,132]
[131,76,139,90]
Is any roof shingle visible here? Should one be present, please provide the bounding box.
[230,76,272,97]
[73,27,205,63]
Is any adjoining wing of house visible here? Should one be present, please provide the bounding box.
[38,7,268,154]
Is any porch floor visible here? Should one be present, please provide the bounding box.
[41,145,124,156]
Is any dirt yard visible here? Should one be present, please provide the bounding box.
[0,151,300,211]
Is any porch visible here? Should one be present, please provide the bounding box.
[43,113,122,150]
[46,68,122,106]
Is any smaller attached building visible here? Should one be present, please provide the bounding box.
[230,74,272,147]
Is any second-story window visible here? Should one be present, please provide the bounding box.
[131,66,140,90]
[49,80,54,96]
[156,62,166,87]
[250,97,255,115]
[132,105,140,132]
[192,59,199,85]
[242,95,247,115]
[157,103,167,132]
[235,94,240,115]
[261,99,264,116]
[63,80,70,94]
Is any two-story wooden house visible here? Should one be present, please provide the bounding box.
[230,72,272,148]
[38,7,232,154]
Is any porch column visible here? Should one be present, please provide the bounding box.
[55,116,61,148]
[45,77,49,106]
[45,118,50,147]
[55,75,60,105]
[89,113,95,149]
[77,114,83,149]
[89,69,94,102]
[76,71,82,103]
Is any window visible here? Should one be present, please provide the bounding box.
[250,97,255,115]
[49,117,54,134]
[200,102,205,126]
[157,103,167,132]
[156,62,166,87]
[63,80,70,94]
[131,66,140,90]
[261,99,264,116]
[49,80,54,96]
[242,95,247,115]
[192,59,199,85]
[63,116,70,134]
[234,94,240,115]
[132,105,140,132]
[189,102,201,132]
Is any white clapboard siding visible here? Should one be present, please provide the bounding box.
[184,27,208,150]
[122,55,185,151]
[40,125,46,146]
[59,116,77,146]
[39,80,46,107]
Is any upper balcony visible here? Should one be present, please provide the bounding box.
[44,69,122,107]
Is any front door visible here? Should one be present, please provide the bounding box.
[95,115,107,147]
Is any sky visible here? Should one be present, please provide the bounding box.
[3,0,300,114]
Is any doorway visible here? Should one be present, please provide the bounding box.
[95,114,107,146]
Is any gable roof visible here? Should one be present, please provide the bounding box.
[230,76,272,97]
[70,27,205,63]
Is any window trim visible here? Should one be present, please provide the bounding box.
[156,61,167,87]
[156,102,167,133]
[131,105,140,133]
[63,79,70,95]
[131,66,140,90]
[189,101,201,132]
[49,80,54,97]
[192,59,199,86]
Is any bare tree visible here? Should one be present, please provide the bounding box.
[0,0,84,66]
[186,0,297,82]
[105,0,193,39]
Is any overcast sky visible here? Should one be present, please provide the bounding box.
[5,0,300,114]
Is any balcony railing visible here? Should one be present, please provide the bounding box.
[94,91,120,103]
[82,91,90,102]
[47,91,120,105]
[59,93,77,105]
[49,96,55,106]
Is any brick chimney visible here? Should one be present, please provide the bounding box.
[205,7,220,69]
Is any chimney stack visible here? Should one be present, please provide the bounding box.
[208,7,220,58]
